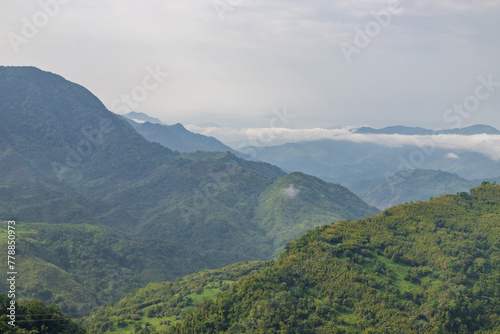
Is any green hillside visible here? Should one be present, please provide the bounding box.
[254,172,379,257]
[163,183,500,333]
[0,222,163,315]
[180,151,285,179]
[83,261,265,333]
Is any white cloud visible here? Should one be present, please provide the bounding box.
[445,152,460,159]
[186,125,500,161]
[282,184,300,198]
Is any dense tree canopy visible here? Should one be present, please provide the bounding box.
[165,184,500,333]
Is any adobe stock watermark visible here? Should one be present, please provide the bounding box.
[383,74,499,191]
[443,74,499,129]
[6,220,17,327]
[237,107,296,159]
[110,65,169,114]
[7,0,70,54]
[340,0,401,64]
[52,119,115,181]
[213,0,243,21]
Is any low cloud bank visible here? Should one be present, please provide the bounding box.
[186,125,500,161]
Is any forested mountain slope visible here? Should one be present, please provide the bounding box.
[167,183,500,333]
[83,261,265,333]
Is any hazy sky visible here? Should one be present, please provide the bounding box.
[2,0,500,130]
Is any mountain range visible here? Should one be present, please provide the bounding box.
[352,124,500,135]
[0,66,378,315]
[117,112,500,209]
[118,112,500,210]
[246,136,500,187]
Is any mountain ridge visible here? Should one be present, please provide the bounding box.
[123,116,238,154]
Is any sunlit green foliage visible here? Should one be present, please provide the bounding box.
[168,184,500,333]
[83,261,264,333]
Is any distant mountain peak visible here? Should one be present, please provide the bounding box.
[444,124,500,135]
[171,123,187,130]
[123,111,165,125]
